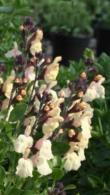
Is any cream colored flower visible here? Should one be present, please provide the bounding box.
[34,97,40,112]
[30,41,42,56]
[78,149,85,161]
[70,111,82,127]
[2,71,15,99]
[83,80,105,102]
[64,152,81,171]
[69,141,87,157]
[58,87,71,98]
[24,125,32,136]
[69,103,93,133]
[16,158,33,178]
[36,29,43,41]
[42,118,59,136]
[25,66,35,81]
[44,56,62,83]
[36,156,52,176]
[3,82,13,99]
[82,103,93,119]
[0,77,3,84]
[28,29,43,43]
[39,139,53,160]
[47,107,61,118]
[14,134,33,154]
[38,84,47,97]
[24,116,36,128]
[81,117,92,139]
[69,142,79,152]
[77,133,89,149]
[5,42,22,58]
[48,89,58,102]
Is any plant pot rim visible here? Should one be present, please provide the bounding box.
[45,31,93,39]
[95,22,110,31]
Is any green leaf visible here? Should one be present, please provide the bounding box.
[0,6,13,13]
[87,175,103,188]
[10,103,27,121]
[0,166,6,185]
[52,167,64,181]
[84,48,95,60]
[52,141,69,155]
[64,184,76,191]
[5,188,36,195]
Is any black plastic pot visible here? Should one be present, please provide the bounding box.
[44,33,95,65]
[95,27,110,56]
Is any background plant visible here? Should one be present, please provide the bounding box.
[35,0,93,36]
[81,0,110,29]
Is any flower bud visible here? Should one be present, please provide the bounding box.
[68,129,75,138]
[77,91,84,98]
[36,29,43,41]
[21,89,26,96]
[23,78,28,84]
[0,77,3,84]
[15,78,22,84]
[45,57,52,64]
[24,125,32,136]
[59,90,65,97]
[94,74,103,82]
[19,25,25,31]
[80,72,87,79]
[79,102,87,110]
[44,105,50,112]
[59,128,64,134]
[16,95,23,101]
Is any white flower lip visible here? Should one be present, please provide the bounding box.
[14,134,33,154]
[16,158,33,178]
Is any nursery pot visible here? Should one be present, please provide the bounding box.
[44,33,95,65]
[95,27,110,56]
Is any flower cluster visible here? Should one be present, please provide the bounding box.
[0,18,105,179]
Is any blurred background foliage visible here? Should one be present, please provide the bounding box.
[0,0,110,194]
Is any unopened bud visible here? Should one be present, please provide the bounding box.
[15,78,21,84]
[23,78,28,84]
[77,91,84,98]
[68,129,75,138]
[46,57,51,64]
[44,105,50,112]
[59,90,65,97]
[21,89,26,96]
[59,128,64,134]
[24,125,32,136]
[16,94,23,101]
[19,25,25,31]
[0,77,3,84]
[80,72,87,79]
[79,102,87,110]
[94,74,103,82]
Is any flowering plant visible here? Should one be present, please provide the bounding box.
[0,19,105,194]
